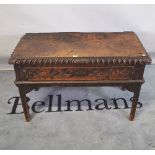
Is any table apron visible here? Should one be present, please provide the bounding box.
[15,66,142,81]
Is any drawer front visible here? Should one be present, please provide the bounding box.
[19,66,134,81]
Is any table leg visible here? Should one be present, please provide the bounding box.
[18,86,31,122]
[129,84,141,121]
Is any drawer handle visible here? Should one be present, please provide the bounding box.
[74,70,87,76]
[50,70,73,77]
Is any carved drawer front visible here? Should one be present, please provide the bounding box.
[19,66,134,81]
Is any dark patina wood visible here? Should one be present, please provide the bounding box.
[8,32,151,122]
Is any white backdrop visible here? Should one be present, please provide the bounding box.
[0,4,155,69]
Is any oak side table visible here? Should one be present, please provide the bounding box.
[8,32,151,122]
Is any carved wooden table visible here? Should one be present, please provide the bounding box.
[8,32,151,122]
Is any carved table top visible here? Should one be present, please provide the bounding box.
[8,32,152,122]
[8,32,151,65]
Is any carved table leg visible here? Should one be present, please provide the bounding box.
[18,86,31,122]
[129,84,141,121]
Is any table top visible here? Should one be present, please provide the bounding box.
[9,32,151,65]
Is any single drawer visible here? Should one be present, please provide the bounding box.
[18,66,134,81]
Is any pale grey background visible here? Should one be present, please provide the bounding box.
[0,4,155,70]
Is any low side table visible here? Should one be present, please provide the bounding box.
[8,32,151,122]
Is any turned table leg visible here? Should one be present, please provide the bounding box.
[18,86,31,122]
[129,84,141,121]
